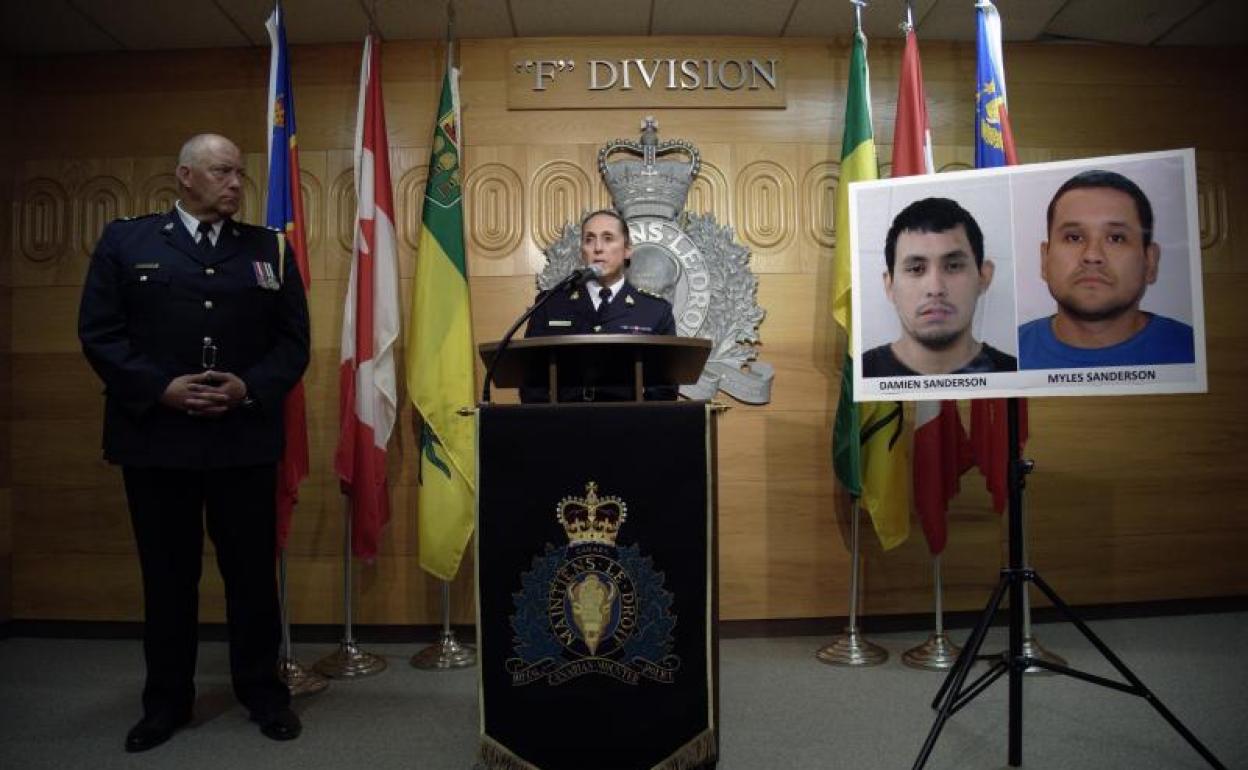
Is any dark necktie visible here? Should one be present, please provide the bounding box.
[196,221,214,254]
[596,287,613,323]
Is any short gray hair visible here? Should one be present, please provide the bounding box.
[177,133,233,168]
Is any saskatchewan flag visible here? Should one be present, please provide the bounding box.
[830,29,911,550]
[408,63,477,580]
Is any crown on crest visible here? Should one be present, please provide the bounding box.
[556,481,627,546]
[599,116,701,221]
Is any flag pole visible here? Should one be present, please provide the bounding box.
[816,504,888,666]
[903,554,961,669]
[411,578,476,669]
[409,0,476,672]
[818,0,887,669]
[277,548,329,694]
[893,1,959,671]
[851,0,865,32]
[1018,507,1064,673]
[314,500,388,678]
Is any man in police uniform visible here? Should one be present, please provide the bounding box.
[523,209,676,401]
[78,133,309,752]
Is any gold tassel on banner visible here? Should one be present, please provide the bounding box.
[650,729,718,770]
[478,737,540,770]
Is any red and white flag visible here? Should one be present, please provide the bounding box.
[334,34,400,560]
[892,25,934,178]
[892,25,974,555]
[912,401,973,553]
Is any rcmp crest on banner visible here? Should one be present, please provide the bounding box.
[538,117,773,403]
[507,482,680,687]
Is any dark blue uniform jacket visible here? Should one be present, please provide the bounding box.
[78,211,310,468]
[521,279,677,402]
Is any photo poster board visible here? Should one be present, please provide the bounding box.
[849,148,1206,402]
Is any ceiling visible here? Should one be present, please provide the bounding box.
[3,0,1246,55]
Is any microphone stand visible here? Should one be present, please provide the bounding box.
[481,267,595,403]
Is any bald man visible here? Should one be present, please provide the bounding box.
[78,134,309,751]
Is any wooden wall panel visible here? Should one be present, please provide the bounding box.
[6,36,1248,628]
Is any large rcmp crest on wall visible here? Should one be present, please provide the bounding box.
[538,118,773,403]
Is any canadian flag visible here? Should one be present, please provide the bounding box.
[334,34,400,560]
[893,25,974,554]
[913,401,973,554]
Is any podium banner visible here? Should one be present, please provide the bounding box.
[477,402,717,770]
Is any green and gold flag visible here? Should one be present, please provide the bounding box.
[830,29,911,550]
[408,62,477,580]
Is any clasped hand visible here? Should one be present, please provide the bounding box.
[161,371,248,417]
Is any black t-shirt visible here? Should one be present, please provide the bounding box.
[862,343,1017,377]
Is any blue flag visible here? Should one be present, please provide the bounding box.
[974,0,1017,168]
[265,1,311,547]
[972,0,1025,515]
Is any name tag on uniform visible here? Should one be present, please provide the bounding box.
[135,262,161,269]
[620,325,654,333]
[548,319,573,327]
[252,260,281,291]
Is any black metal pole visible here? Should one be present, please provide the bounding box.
[1006,397,1024,766]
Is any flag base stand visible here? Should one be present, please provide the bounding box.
[1019,634,1065,675]
[816,506,887,667]
[276,551,329,696]
[902,633,960,671]
[279,657,329,696]
[411,580,476,670]
[316,503,387,680]
[912,398,1226,770]
[411,628,476,670]
[314,641,387,679]
[816,626,888,667]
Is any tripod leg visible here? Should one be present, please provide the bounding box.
[931,572,1009,709]
[914,573,1010,770]
[1029,573,1227,770]
[1008,569,1025,766]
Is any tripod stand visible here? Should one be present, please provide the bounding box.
[912,398,1226,769]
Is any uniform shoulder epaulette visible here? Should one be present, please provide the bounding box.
[635,286,670,302]
[115,212,162,224]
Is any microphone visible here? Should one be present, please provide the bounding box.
[480,263,605,402]
[566,263,605,284]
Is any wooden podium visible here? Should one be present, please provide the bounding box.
[479,334,711,402]
[474,335,720,770]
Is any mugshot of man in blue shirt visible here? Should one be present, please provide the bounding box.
[1018,170,1195,369]
[862,197,1017,377]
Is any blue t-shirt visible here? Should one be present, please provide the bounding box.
[1017,313,1195,370]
